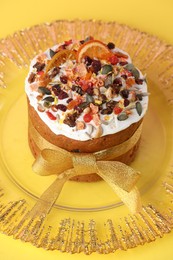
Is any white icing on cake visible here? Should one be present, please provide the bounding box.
[25,38,148,141]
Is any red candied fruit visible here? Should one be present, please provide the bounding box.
[81,82,88,91]
[114,106,123,115]
[80,81,93,92]
[109,55,119,65]
[37,71,44,76]
[46,111,57,120]
[64,39,73,46]
[83,113,93,123]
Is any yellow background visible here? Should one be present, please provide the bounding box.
[0,0,173,259]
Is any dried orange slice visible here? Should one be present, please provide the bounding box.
[76,40,111,62]
[45,49,76,73]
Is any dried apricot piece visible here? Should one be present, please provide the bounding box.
[45,49,76,73]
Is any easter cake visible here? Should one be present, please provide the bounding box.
[25,37,148,182]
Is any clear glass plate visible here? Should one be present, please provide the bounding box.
[0,20,173,254]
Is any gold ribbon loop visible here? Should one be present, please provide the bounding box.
[33,149,73,176]
[96,161,140,192]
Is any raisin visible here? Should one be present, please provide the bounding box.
[112,86,121,95]
[75,77,80,84]
[113,77,122,87]
[52,84,61,96]
[56,104,67,112]
[74,106,83,114]
[101,108,113,115]
[58,90,69,99]
[49,67,59,79]
[67,98,73,103]
[121,74,128,80]
[120,89,129,98]
[135,78,144,85]
[136,94,143,101]
[33,62,45,72]
[28,72,36,83]
[80,40,85,44]
[84,56,93,66]
[91,60,101,74]
[63,113,78,127]
[124,99,130,107]
[60,75,68,84]
[119,61,128,66]
[107,42,115,49]
[86,86,94,95]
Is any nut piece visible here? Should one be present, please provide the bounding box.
[83,107,91,114]
[76,121,85,130]
[93,88,100,96]
[105,87,113,99]
[93,125,103,138]
[37,104,45,112]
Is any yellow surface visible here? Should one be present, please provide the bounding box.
[0,0,173,259]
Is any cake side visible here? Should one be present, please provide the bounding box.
[28,127,141,182]
[28,97,143,153]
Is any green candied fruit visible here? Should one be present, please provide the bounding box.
[101,64,113,75]
[38,86,51,95]
[117,112,128,121]
[136,101,143,116]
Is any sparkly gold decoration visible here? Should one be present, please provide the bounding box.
[0,198,173,254]
[0,20,173,254]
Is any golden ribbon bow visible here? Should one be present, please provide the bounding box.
[33,149,140,191]
[32,149,141,214]
[31,122,143,214]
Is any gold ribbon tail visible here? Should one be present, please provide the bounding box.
[26,169,76,219]
[95,161,142,214]
[111,186,142,214]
